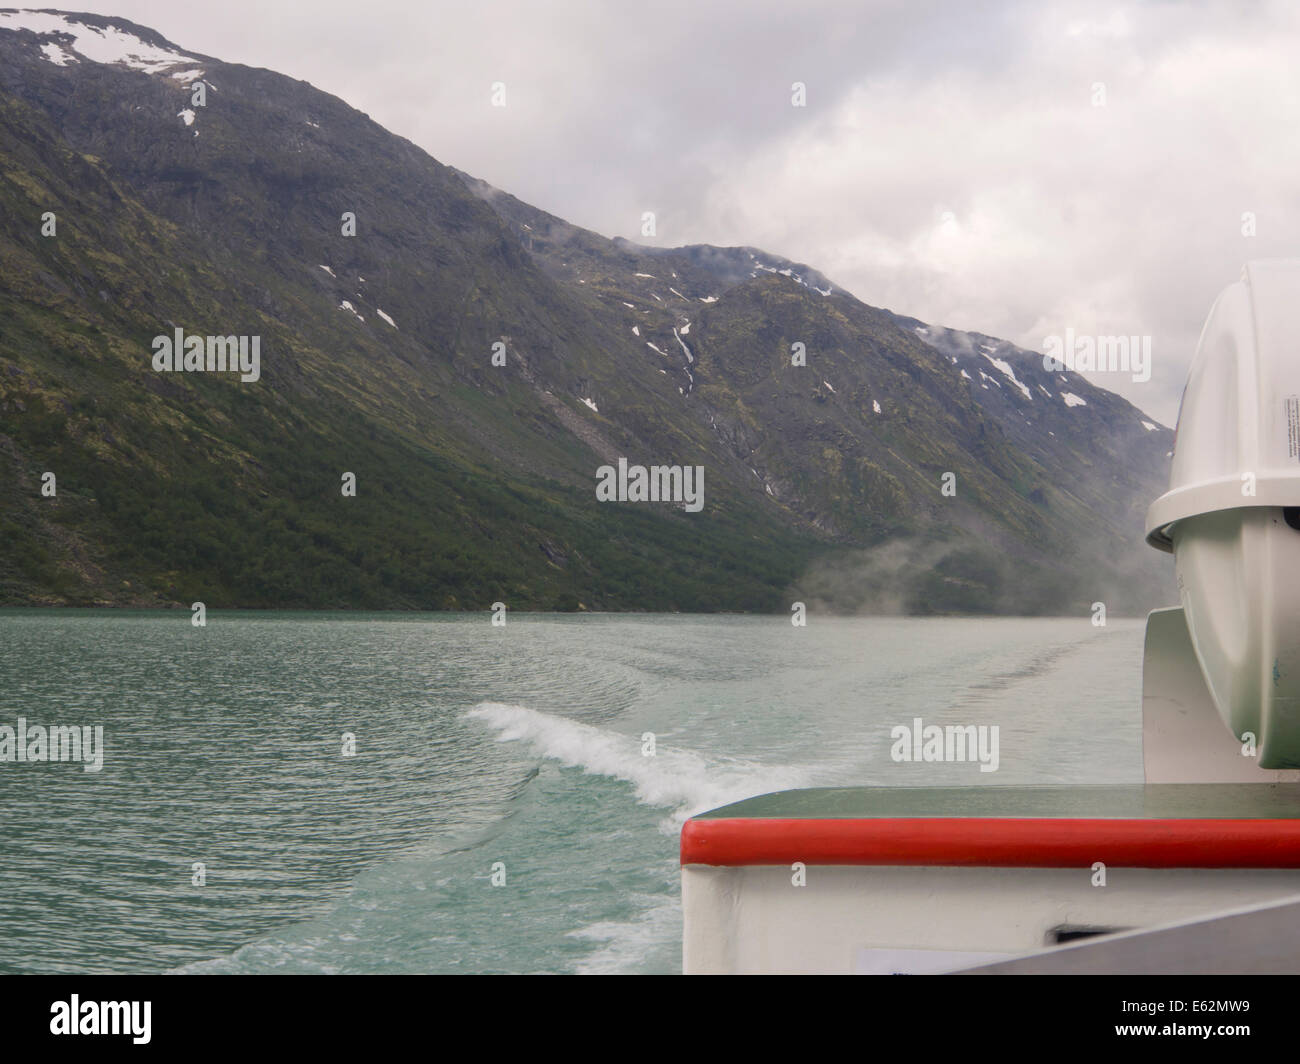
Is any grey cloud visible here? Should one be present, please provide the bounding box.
[66,0,1300,422]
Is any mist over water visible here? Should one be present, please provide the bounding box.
[0,610,1145,974]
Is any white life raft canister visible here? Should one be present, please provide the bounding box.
[1146,260,1300,767]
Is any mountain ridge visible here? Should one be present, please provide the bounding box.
[0,10,1173,614]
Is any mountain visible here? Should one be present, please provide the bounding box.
[0,10,1174,614]
[453,172,1175,613]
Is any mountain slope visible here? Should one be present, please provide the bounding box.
[456,172,1175,612]
[0,11,1173,613]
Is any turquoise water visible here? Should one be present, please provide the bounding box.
[0,611,1146,974]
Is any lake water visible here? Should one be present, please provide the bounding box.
[0,610,1147,974]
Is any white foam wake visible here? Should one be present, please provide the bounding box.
[566,890,682,974]
[465,702,812,823]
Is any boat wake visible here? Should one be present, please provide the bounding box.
[465,701,813,824]
[566,888,683,974]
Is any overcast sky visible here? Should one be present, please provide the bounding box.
[53,0,1300,422]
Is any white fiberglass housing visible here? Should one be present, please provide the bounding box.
[1146,260,1300,768]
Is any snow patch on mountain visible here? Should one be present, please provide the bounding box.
[0,11,201,74]
[981,353,1032,400]
[673,328,693,363]
[750,259,834,296]
[39,41,74,65]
